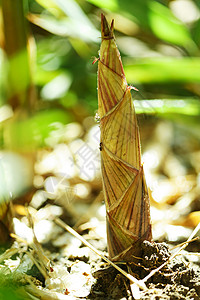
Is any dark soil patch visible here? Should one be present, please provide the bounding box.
[90,241,200,299]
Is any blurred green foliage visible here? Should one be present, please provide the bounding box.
[0,0,200,147]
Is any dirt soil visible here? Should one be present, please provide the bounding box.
[1,216,200,300]
[90,241,200,299]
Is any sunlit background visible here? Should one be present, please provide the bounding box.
[0,0,200,248]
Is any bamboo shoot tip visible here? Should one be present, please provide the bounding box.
[101,13,114,39]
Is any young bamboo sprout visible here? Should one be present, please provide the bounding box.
[98,14,152,262]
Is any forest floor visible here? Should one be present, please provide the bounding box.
[0,116,200,300]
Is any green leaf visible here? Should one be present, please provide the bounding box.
[86,0,119,10]
[135,99,200,116]
[35,0,62,16]
[124,57,200,83]
[29,13,99,42]
[148,1,196,50]
[30,0,99,42]
[87,0,195,52]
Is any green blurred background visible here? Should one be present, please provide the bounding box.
[0,0,200,204]
[1,0,200,148]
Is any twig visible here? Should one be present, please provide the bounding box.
[170,236,199,250]
[26,207,51,274]
[54,217,147,291]
[26,251,49,280]
[0,247,19,264]
[25,284,71,300]
[10,233,29,245]
[179,252,200,257]
[141,221,200,283]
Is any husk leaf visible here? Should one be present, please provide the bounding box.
[98,14,152,262]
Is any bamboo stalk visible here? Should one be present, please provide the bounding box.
[1,0,35,110]
[0,0,36,244]
[98,14,152,262]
